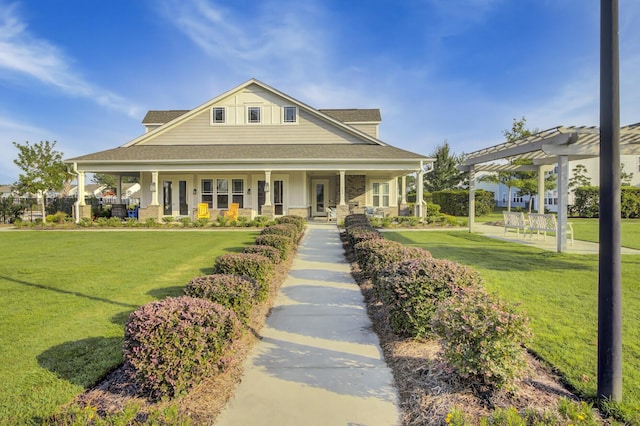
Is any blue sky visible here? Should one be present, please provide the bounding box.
[1,0,639,184]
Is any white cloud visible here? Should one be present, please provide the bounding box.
[0,2,142,118]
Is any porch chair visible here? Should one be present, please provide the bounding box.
[224,203,239,221]
[326,207,337,222]
[197,203,210,220]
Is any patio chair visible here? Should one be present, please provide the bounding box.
[327,207,337,222]
[224,203,239,220]
[197,203,210,220]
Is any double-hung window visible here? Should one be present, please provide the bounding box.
[201,179,213,208]
[217,179,229,209]
[372,182,390,207]
[248,106,261,124]
[232,179,244,208]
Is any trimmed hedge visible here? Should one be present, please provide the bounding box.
[261,223,300,242]
[572,186,640,218]
[244,244,282,264]
[214,253,274,287]
[354,239,431,284]
[377,257,483,337]
[184,274,260,323]
[432,286,532,390]
[255,234,294,260]
[275,215,305,232]
[123,296,242,399]
[431,189,495,217]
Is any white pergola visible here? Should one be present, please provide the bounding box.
[460,123,640,252]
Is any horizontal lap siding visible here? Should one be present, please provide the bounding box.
[145,108,367,146]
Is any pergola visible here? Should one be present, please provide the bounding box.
[459,123,640,252]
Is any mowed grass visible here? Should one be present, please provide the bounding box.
[0,230,257,425]
[385,230,640,420]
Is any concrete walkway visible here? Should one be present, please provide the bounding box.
[216,223,400,426]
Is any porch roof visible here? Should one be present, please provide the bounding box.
[66,143,429,163]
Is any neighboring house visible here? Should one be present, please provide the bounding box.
[65,79,432,222]
[0,185,17,199]
[476,155,640,213]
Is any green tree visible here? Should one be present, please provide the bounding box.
[92,173,139,189]
[569,164,591,190]
[0,196,25,224]
[425,141,464,192]
[621,163,633,186]
[12,141,71,220]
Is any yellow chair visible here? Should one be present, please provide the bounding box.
[197,203,210,220]
[224,203,239,221]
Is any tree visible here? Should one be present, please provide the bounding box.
[424,141,464,192]
[569,164,592,190]
[503,116,538,142]
[92,173,139,189]
[620,163,633,186]
[12,141,71,220]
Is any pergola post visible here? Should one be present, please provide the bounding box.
[537,165,545,214]
[556,156,569,252]
[468,165,475,233]
[416,169,424,217]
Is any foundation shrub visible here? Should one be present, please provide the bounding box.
[344,214,369,228]
[184,274,259,322]
[432,286,532,390]
[275,215,305,232]
[261,223,300,242]
[254,234,294,260]
[346,226,382,246]
[214,253,274,288]
[123,296,242,399]
[378,257,483,338]
[244,245,282,264]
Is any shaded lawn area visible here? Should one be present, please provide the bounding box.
[385,230,640,420]
[0,230,257,425]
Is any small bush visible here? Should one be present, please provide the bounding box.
[354,239,431,283]
[432,286,531,390]
[123,296,242,399]
[107,217,122,227]
[179,217,192,228]
[378,258,483,337]
[346,226,382,246]
[261,223,299,241]
[275,215,305,232]
[214,253,274,287]
[162,216,174,223]
[185,274,260,322]
[244,245,282,264]
[144,218,158,228]
[254,234,294,260]
[251,215,272,227]
[78,217,93,227]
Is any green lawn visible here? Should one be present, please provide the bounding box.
[385,230,640,421]
[0,230,257,425]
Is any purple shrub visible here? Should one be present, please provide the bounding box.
[377,257,483,337]
[261,223,300,242]
[214,253,274,287]
[244,244,282,264]
[354,239,431,283]
[185,274,260,322]
[254,234,294,260]
[123,296,242,399]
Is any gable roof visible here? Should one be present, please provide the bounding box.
[142,110,189,125]
[319,109,381,123]
[123,79,387,148]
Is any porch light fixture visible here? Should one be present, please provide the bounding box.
[193,188,197,195]
[264,182,270,192]
[247,188,251,195]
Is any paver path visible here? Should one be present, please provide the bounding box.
[216,223,400,426]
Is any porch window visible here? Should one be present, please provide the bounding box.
[217,178,229,209]
[248,106,261,124]
[273,180,284,215]
[372,182,389,207]
[232,179,244,208]
[201,179,213,208]
[212,107,225,124]
[283,106,297,123]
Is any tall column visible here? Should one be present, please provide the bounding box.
[401,175,407,204]
[538,165,545,214]
[468,166,475,232]
[557,156,569,253]
[339,171,346,205]
[117,175,123,204]
[416,170,424,217]
[151,171,159,206]
[264,170,272,206]
[78,171,86,205]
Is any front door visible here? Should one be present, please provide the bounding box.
[312,179,329,216]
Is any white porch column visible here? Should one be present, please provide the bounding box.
[416,170,424,217]
[537,165,545,214]
[77,171,86,206]
[468,165,476,232]
[117,175,123,204]
[557,156,569,252]
[401,175,407,204]
[264,170,272,206]
[339,171,346,205]
[151,171,159,206]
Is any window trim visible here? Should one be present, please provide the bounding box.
[211,106,226,125]
[247,106,261,124]
[283,106,297,124]
[371,181,390,208]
